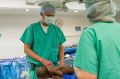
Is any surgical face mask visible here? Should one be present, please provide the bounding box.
[44,16,54,25]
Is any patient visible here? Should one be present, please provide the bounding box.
[36,65,74,79]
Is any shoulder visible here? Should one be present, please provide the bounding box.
[83,22,105,34]
[81,22,113,42]
[29,21,40,28]
[27,21,40,30]
[81,24,98,43]
[82,26,96,37]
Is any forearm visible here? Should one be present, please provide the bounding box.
[74,67,97,79]
[24,44,44,63]
[59,45,64,63]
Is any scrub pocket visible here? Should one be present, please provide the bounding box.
[52,39,59,48]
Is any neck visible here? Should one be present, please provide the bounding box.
[40,20,48,26]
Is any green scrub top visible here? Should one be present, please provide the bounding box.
[20,21,66,66]
[74,22,120,79]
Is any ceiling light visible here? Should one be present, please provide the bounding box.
[65,1,86,10]
[74,10,79,12]
[25,9,30,12]
[60,0,64,1]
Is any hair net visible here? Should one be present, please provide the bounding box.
[40,3,56,14]
[84,0,117,23]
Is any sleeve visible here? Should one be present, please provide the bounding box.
[59,29,66,45]
[20,25,33,46]
[73,28,98,75]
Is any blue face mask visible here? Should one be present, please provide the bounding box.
[44,16,54,25]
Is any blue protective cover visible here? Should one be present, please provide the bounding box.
[12,57,30,79]
[0,59,16,79]
[0,57,30,79]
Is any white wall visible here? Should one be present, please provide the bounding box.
[0,13,91,59]
[58,14,91,45]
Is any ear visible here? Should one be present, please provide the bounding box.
[41,14,45,21]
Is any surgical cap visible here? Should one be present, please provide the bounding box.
[40,3,56,14]
[84,0,117,22]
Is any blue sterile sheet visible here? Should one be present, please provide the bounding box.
[64,48,77,54]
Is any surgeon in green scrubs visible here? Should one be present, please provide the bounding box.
[20,3,66,79]
[74,0,120,79]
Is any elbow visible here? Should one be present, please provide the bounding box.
[24,47,27,54]
[24,44,30,54]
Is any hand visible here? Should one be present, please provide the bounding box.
[42,59,53,67]
[59,61,64,67]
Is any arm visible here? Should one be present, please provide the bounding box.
[74,67,97,79]
[24,44,53,66]
[58,44,65,67]
[73,28,98,79]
